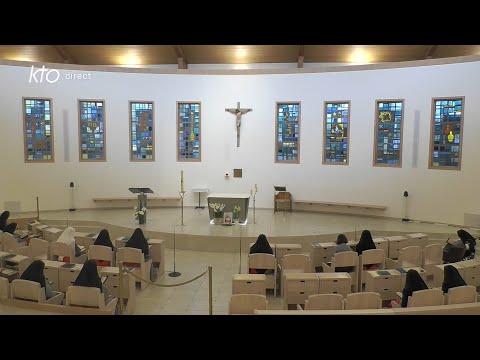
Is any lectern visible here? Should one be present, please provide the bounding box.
[128,188,154,223]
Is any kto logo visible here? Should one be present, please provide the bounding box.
[29,65,60,84]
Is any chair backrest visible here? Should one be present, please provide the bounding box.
[305,294,345,310]
[446,285,478,305]
[275,192,292,200]
[398,246,422,267]
[29,238,49,259]
[248,253,276,271]
[332,251,359,268]
[88,245,114,264]
[345,292,381,310]
[423,244,443,265]
[0,277,10,299]
[282,254,311,272]
[116,247,144,265]
[2,232,21,253]
[408,289,444,307]
[360,249,385,269]
[66,285,104,308]
[228,294,268,314]
[11,279,46,303]
[50,241,74,260]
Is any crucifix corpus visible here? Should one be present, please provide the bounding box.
[225,102,252,147]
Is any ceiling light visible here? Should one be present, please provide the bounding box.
[349,48,372,64]
[235,46,248,59]
[117,52,141,66]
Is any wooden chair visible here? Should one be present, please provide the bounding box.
[322,252,359,292]
[28,238,50,260]
[304,294,345,310]
[2,232,29,256]
[228,294,268,314]
[358,249,385,291]
[422,244,443,276]
[444,285,478,305]
[11,279,64,305]
[345,292,381,310]
[274,192,292,212]
[116,247,152,290]
[66,285,118,314]
[88,245,115,268]
[0,277,10,299]
[386,246,422,269]
[408,289,444,307]
[248,253,277,297]
[278,253,311,296]
[50,241,87,264]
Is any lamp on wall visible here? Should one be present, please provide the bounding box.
[69,181,76,212]
[402,190,411,222]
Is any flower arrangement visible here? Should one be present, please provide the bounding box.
[133,206,148,220]
[209,203,225,218]
[233,205,241,221]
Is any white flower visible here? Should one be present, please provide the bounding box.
[209,203,225,212]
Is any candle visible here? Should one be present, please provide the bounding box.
[250,189,252,196]
[181,170,184,192]
[255,184,258,192]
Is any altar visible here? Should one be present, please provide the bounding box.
[207,193,250,224]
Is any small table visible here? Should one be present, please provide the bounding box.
[192,188,209,209]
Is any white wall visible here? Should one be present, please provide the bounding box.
[1,61,479,225]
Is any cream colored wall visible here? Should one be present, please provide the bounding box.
[1,60,479,224]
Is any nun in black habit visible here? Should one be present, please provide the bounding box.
[20,260,54,299]
[0,211,17,234]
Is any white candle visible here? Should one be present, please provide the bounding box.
[255,184,258,192]
[181,170,184,192]
[250,189,252,196]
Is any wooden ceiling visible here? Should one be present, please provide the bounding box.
[0,45,478,67]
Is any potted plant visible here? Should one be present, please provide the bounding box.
[233,205,241,223]
[209,203,225,224]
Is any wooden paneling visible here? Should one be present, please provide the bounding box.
[305,45,428,63]
[1,45,479,65]
[183,45,298,64]
[433,45,480,58]
[0,45,64,63]
[63,45,177,65]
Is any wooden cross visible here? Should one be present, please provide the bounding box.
[225,102,252,147]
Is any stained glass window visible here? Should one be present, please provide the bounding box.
[324,101,350,164]
[130,101,154,161]
[430,97,464,170]
[374,100,404,167]
[78,100,106,161]
[275,102,300,163]
[177,102,201,161]
[23,98,54,162]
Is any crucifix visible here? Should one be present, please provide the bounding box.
[225,102,252,147]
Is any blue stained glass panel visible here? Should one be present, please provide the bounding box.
[430,98,463,169]
[324,102,349,164]
[374,100,403,166]
[177,102,201,161]
[276,103,300,162]
[130,102,154,161]
[24,98,53,161]
[79,100,105,161]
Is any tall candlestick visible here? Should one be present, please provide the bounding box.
[181,170,184,192]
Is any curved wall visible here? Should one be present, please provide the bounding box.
[1,58,479,224]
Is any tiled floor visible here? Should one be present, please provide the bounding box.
[2,208,477,315]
